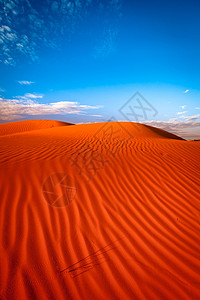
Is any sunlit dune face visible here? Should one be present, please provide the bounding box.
[0,120,199,299]
[42,173,77,208]
[53,183,64,198]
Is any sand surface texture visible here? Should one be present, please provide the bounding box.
[0,120,200,299]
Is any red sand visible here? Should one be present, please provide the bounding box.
[0,120,200,299]
[0,119,72,136]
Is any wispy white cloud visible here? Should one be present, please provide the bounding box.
[195,107,200,109]
[181,105,187,109]
[0,114,21,121]
[0,22,37,65]
[15,93,43,100]
[143,115,200,140]
[0,88,5,92]
[177,111,187,115]
[0,0,122,65]
[4,57,16,66]
[184,89,189,93]
[181,114,200,121]
[18,81,35,85]
[0,97,102,121]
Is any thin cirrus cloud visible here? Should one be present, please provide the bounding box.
[0,0,122,65]
[177,111,187,115]
[18,81,35,85]
[184,89,189,93]
[144,115,200,140]
[181,105,187,109]
[180,114,200,121]
[0,97,102,121]
[15,93,43,100]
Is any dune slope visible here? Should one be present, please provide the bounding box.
[0,121,200,300]
[0,119,72,136]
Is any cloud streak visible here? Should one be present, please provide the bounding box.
[18,81,35,85]
[0,97,102,121]
[16,93,43,100]
[177,111,187,115]
[143,116,200,140]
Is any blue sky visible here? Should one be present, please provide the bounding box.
[0,0,200,139]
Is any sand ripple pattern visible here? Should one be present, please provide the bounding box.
[0,121,200,300]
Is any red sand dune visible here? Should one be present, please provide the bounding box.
[0,120,200,300]
[0,119,72,137]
